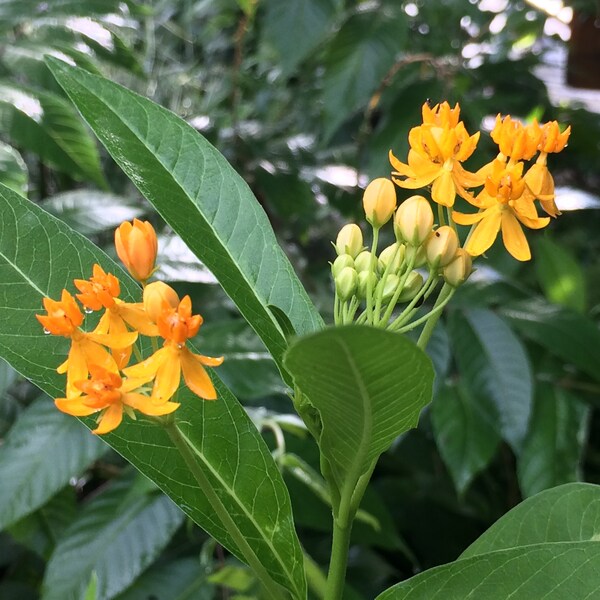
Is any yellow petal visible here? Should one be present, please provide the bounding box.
[57,357,68,374]
[196,354,224,367]
[86,331,138,349]
[151,346,181,403]
[55,396,98,417]
[120,375,156,393]
[92,310,111,335]
[515,212,550,230]
[180,349,217,400]
[118,302,160,337]
[389,150,414,177]
[465,208,502,256]
[93,404,123,435]
[451,210,485,226]
[80,339,118,373]
[123,392,180,416]
[501,211,531,261]
[431,170,456,207]
[66,342,88,398]
[123,347,168,379]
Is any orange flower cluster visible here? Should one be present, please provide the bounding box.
[37,219,223,434]
[390,102,570,261]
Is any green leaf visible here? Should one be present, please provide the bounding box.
[42,478,184,600]
[0,81,106,187]
[0,141,27,196]
[0,398,106,531]
[84,573,98,600]
[449,308,533,452]
[115,557,213,600]
[431,384,500,495]
[47,58,324,381]
[0,185,307,599]
[322,11,402,139]
[502,299,600,383]
[462,482,600,558]
[517,384,589,498]
[263,0,337,75]
[376,542,600,599]
[535,237,586,312]
[284,326,433,499]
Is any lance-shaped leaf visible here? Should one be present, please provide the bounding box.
[284,326,433,500]
[0,185,306,599]
[46,58,324,382]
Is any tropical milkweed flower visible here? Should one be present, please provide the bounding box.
[452,160,550,261]
[124,295,223,403]
[489,114,541,162]
[74,264,159,368]
[390,102,482,207]
[115,219,158,282]
[36,290,138,397]
[55,365,180,435]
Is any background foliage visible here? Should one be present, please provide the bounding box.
[1,0,599,598]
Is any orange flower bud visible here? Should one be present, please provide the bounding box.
[115,219,158,282]
[443,248,472,287]
[143,281,180,322]
[394,195,434,246]
[363,178,397,228]
[425,226,459,268]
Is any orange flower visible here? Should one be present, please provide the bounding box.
[123,296,223,403]
[37,290,138,397]
[115,219,158,282]
[490,114,541,162]
[55,365,180,435]
[75,264,159,368]
[537,121,570,154]
[143,281,180,322]
[452,160,550,261]
[390,102,481,207]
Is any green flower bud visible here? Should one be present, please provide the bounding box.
[398,270,424,302]
[405,244,427,268]
[394,195,434,246]
[335,224,363,258]
[379,243,405,273]
[426,226,459,268]
[354,250,381,274]
[377,273,401,302]
[331,254,354,278]
[357,271,378,299]
[443,248,473,287]
[363,178,397,228]
[335,266,358,301]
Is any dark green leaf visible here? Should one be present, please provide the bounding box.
[47,58,324,381]
[0,398,105,531]
[517,385,589,498]
[0,141,27,196]
[449,308,533,452]
[431,384,500,495]
[285,326,433,498]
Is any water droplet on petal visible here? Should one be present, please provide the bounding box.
[177,343,184,349]
[43,328,51,335]
[84,307,94,314]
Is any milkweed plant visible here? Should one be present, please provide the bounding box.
[2,58,595,600]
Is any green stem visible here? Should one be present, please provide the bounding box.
[376,251,416,326]
[304,550,328,600]
[415,283,454,349]
[326,517,353,600]
[164,423,286,600]
[366,227,380,325]
[387,270,438,330]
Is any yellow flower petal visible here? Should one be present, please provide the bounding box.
[431,170,456,207]
[180,349,217,400]
[123,347,169,379]
[123,392,180,416]
[501,211,531,261]
[451,210,485,226]
[117,302,160,337]
[196,354,224,367]
[65,342,88,398]
[86,331,138,349]
[80,338,118,373]
[93,404,123,435]
[151,346,182,403]
[465,207,502,256]
[55,396,98,417]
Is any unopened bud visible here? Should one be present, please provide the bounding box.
[394,195,434,246]
[377,274,401,303]
[335,224,363,258]
[354,250,381,274]
[335,267,358,302]
[115,219,158,282]
[379,243,405,273]
[363,178,397,228]
[443,249,472,287]
[398,271,424,302]
[426,226,459,268]
[357,271,378,299]
[331,254,354,278]
[143,281,180,322]
[405,244,428,268]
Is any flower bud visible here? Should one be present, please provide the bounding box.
[426,226,459,268]
[331,254,355,278]
[377,274,401,303]
[357,271,378,299]
[335,266,358,302]
[398,271,424,302]
[394,195,434,246]
[115,219,158,282]
[443,249,472,287]
[143,281,180,322]
[335,224,363,258]
[379,243,405,273]
[363,178,397,228]
[354,250,381,274]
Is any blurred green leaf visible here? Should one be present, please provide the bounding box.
[0,185,307,599]
[47,58,324,383]
[0,141,27,196]
[0,398,105,531]
[42,478,184,600]
[431,384,500,495]
[263,0,337,75]
[0,81,106,187]
[208,565,254,592]
[535,237,586,313]
[84,573,98,600]
[449,308,533,452]
[517,384,589,498]
[285,326,433,499]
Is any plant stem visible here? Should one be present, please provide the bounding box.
[366,227,380,325]
[326,517,353,600]
[164,422,286,600]
[416,282,453,349]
